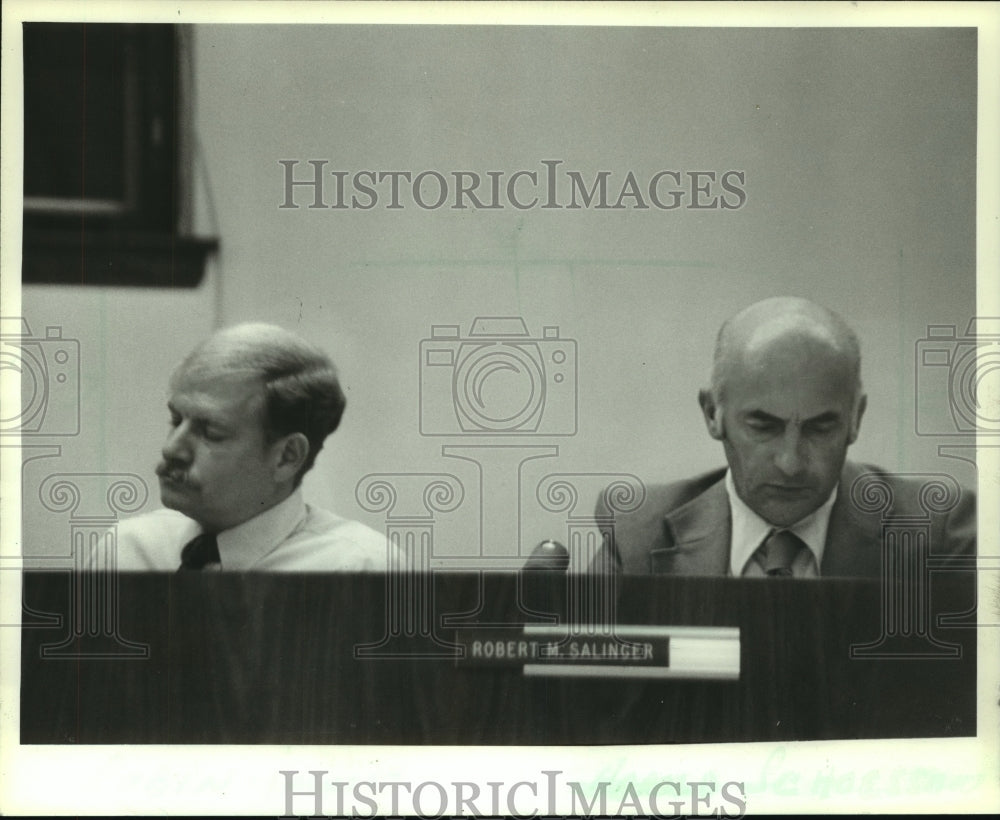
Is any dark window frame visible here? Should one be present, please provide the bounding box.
[22,23,217,287]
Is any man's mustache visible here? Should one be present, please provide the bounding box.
[156,462,194,487]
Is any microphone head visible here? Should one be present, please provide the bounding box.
[524,539,569,571]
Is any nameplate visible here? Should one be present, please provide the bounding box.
[454,625,740,681]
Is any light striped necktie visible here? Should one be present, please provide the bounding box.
[758,529,805,577]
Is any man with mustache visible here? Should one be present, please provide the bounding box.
[592,297,975,577]
[112,323,391,571]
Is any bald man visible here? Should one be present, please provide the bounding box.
[106,323,393,571]
[592,298,976,578]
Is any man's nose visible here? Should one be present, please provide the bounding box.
[773,430,807,477]
[161,423,192,463]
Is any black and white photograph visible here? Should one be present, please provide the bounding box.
[2,1,998,815]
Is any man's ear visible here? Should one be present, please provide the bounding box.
[698,389,725,441]
[848,392,867,444]
[272,433,310,483]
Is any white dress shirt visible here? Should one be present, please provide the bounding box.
[724,470,837,578]
[106,489,393,571]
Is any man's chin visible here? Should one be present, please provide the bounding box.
[755,498,819,529]
[159,481,194,514]
[159,494,187,515]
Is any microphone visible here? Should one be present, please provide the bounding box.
[523,539,569,572]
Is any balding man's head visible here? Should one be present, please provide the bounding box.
[174,323,347,478]
[710,297,862,402]
[698,298,867,528]
[158,323,346,531]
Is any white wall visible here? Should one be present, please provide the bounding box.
[21,26,977,560]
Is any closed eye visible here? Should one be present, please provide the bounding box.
[166,410,226,442]
[743,412,783,434]
[805,417,840,436]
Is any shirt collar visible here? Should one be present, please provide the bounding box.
[214,489,307,570]
[724,470,837,577]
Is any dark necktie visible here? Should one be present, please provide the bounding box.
[760,529,805,577]
[177,532,220,571]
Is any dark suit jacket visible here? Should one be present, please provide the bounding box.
[593,462,976,578]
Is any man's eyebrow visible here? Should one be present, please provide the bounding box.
[743,409,784,423]
[805,411,842,425]
[165,400,228,426]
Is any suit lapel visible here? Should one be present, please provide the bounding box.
[647,462,884,578]
[822,462,883,578]
[651,477,731,575]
